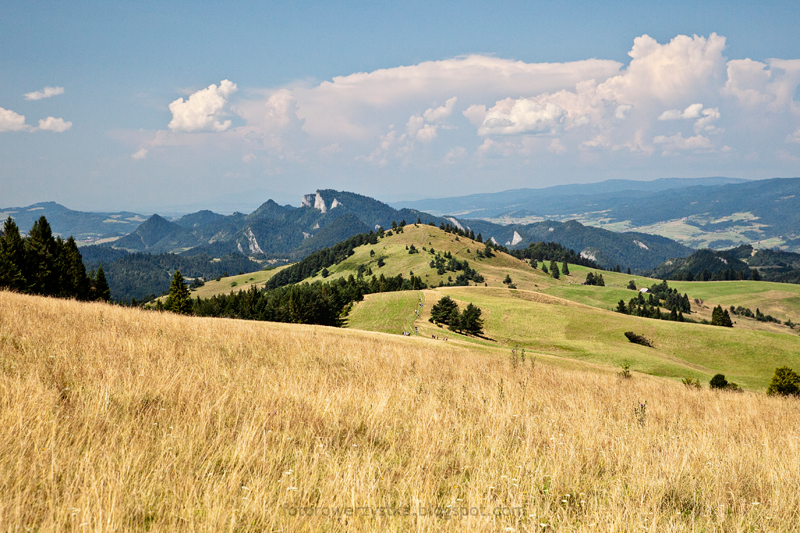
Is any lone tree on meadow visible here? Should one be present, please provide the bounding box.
[561,260,569,276]
[165,270,192,315]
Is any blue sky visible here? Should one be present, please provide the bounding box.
[2,0,800,213]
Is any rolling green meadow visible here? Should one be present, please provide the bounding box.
[332,226,800,391]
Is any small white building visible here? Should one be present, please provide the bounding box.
[639,288,650,294]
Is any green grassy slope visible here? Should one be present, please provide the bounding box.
[348,285,800,390]
[547,264,800,329]
[329,229,800,390]
[184,265,291,299]
[306,223,559,291]
[345,290,424,334]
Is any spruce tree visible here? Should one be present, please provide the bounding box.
[751,268,761,281]
[0,217,27,291]
[93,265,111,302]
[165,270,192,314]
[460,303,484,335]
[721,309,733,327]
[447,307,461,332]
[62,237,91,300]
[25,216,59,295]
[561,260,569,276]
[550,260,560,279]
[429,295,459,325]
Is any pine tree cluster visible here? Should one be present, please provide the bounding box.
[428,295,484,335]
[428,250,484,284]
[438,222,478,242]
[584,272,605,286]
[614,281,691,323]
[191,272,427,326]
[0,216,109,301]
[710,305,734,327]
[510,241,601,269]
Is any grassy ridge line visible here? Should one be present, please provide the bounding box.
[308,224,557,291]
[3,291,800,531]
[187,264,291,299]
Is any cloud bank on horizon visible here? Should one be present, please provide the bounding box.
[125,34,798,174]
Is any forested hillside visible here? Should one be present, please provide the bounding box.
[650,244,800,284]
[83,251,264,302]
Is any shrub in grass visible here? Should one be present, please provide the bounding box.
[709,374,728,389]
[624,331,652,347]
[682,377,702,389]
[766,366,800,396]
[709,374,741,391]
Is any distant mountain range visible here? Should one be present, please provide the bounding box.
[97,190,693,270]
[393,177,800,253]
[0,201,147,240]
[392,177,749,217]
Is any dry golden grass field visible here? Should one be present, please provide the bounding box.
[2,290,800,531]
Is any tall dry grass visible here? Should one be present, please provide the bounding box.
[1,290,799,532]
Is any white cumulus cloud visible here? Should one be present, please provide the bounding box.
[132,148,148,159]
[658,103,704,120]
[168,79,238,132]
[415,123,438,142]
[0,107,33,132]
[787,128,800,144]
[296,55,621,139]
[24,86,65,101]
[653,132,713,154]
[37,116,72,132]
[658,104,721,133]
[478,99,566,136]
[423,97,457,122]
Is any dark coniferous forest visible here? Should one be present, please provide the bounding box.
[0,216,109,301]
